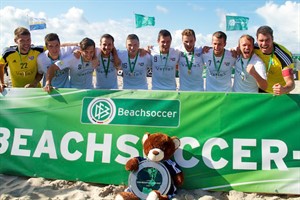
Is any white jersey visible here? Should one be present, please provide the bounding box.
[232,54,266,93]
[118,50,151,90]
[202,49,236,92]
[95,51,118,89]
[150,47,180,90]
[37,46,77,88]
[55,54,94,89]
[178,46,204,91]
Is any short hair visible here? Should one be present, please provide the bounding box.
[14,27,30,40]
[44,33,60,46]
[158,29,172,40]
[256,25,273,40]
[181,29,196,39]
[100,34,114,43]
[79,37,95,50]
[238,34,255,46]
[127,34,139,42]
[212,31,227,42]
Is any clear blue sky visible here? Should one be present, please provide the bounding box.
[0,0,299,53]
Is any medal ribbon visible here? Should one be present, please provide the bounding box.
[240,54,252,72]
[101,55,110,77]
[267,49,274,74]
[128,50,139,74]
[184,51,194,72]
[159,52,169,69]
[213,52,225,75]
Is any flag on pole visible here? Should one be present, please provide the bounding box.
[29,17,47,31]
[226,15,249,31]
[135,14,155,28]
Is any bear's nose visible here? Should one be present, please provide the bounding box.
[152,150,159,155]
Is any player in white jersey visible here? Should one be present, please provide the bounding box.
[35,33,78,88]
[178,29,204,91]
[95,34,119,89]
[201,31,236,92]
[118,34,151,90]
[150,29,180,90]
[233,34,267,92]
[44,37,96,92]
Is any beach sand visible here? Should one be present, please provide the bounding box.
[1,78,299,200]
[1,173,300,200]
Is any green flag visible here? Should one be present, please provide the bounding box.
[135,14,155,28]
[226,15,249,31]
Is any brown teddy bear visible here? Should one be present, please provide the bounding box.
[115,132,184,200]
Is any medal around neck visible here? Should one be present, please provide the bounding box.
[128,160,171,199]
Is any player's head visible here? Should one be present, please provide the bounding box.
[14,27,31,54]
[157,29,172,54]
[126,34,140,57]
[181,29,196,52]
[256,25,274,54]
[45,33,61,59]
[238,34,255,59]
[80,37,95,62]
[100,34,115,56]
[212,31,227,56]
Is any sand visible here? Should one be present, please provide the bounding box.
[1,174,300,200]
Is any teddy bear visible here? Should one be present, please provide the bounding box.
[115,132,184,200]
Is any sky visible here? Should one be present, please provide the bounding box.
[0,0,299,54]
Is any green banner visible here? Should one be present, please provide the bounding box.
[0,88,300,195]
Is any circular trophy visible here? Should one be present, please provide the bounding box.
[128,160,171,199]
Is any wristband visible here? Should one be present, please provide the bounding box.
[282,68,293,77]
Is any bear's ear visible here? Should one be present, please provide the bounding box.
[142,132,150,144]
[172,137,180,150]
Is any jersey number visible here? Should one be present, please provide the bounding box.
[20,63,28,69]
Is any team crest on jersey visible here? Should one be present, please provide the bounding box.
[140,63,144,66]
[195,53,201,57]
[224,62,231,66]
[170,58,176,61]
[28,56,34,60]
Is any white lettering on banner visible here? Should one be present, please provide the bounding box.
[202,138,229,169]
[115,134,140,164]
[86,133,112,163]
[0,127,10,154]
[0,127,295,170]
[33,130,57,159]
[61,131,83,161]
[233,139,257,170]
[118,108,177,118]
[262,139,288,170]
[11,128,32,157]
[174,137,200,168]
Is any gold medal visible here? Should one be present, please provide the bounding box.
[188,69,191,75]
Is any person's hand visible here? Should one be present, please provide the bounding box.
[0,83,7,93]
[202,46,211,54]
[24,82,38,88]
[246,64,256,75]
[272,83,284,95]
[230,47,239,58]
[73,49,81,59]
[43,83,53,93]
[146,45,153,54]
